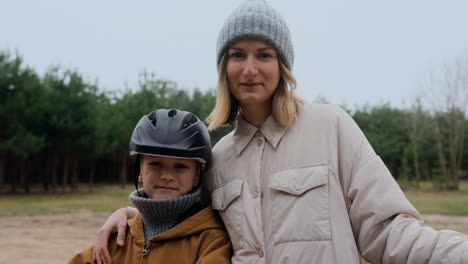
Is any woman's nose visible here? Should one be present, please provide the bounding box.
[242,56,259,76]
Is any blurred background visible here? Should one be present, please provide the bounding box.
[1,1,468,263]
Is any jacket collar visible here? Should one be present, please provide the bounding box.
[128,213,145,241]
[128,207,223,242]
[233,115,288,155]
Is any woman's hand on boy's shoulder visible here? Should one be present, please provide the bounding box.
[93,207,129,264]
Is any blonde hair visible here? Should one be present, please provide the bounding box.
[206,53,304,130]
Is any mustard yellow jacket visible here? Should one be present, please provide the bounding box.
[69,206,232,264]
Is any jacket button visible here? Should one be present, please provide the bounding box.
[257,139,263,146]
[295,184,301,191]
[258,249,264,257]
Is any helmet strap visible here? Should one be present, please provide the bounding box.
[199,163,202,183]
[197,162,204,188]
[134,154,142,197]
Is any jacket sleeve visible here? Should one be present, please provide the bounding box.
[196,233,232,264]
[335,107,468,264]
[126,206,138,219]
[67,245,94,264]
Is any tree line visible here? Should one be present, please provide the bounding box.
[0,50,467,194]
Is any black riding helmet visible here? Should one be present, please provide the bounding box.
[130,109,212,195]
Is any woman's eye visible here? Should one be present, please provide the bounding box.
[229,52,244,58]
[259,52,273,59]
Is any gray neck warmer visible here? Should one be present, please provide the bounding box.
[129,186,202,242]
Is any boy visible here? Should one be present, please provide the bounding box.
[69,109,232,263]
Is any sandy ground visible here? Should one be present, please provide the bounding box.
[0,213,467,264]
[0,212,110,264]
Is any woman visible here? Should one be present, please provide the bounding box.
[94,0,468,263]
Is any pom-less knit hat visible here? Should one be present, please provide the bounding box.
[216,0,294,70]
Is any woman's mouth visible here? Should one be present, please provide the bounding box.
[240,82,262,86]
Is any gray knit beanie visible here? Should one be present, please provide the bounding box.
[216,0,294,70]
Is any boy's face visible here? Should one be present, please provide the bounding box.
[139,155,200,199]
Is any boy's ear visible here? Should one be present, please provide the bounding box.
[138,171,143,183]
[194,167,202,187]
[194,176,200,187]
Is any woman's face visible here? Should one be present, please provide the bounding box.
[226,38,280,107]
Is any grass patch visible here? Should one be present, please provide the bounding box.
[0,184,135,218]
[402,181,468,216]
[1,181,467,217]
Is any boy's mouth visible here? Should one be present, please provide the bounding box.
[155,186,177,190]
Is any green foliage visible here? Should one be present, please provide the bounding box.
[353,103,410,177]
[397,156,414,190]
[0,51,46,159]
[42,68,99,154]
[0,50,235,191]
[352,101,467,188]
[431,167,450,190]
[1,49,467,193]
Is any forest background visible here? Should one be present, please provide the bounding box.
[1,50,468,195]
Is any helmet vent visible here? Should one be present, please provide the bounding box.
[182,114,198,129]
[168,109,177,118]
[147,112,157,126]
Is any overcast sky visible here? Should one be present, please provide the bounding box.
[2,0,468,109]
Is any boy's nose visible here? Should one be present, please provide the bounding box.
[160,170,174,181]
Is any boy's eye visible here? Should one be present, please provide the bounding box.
[175,164,189,169]
[150,162,161,167]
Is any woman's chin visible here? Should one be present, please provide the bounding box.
[238,96,268,106]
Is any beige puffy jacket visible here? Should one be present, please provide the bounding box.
[204,104,468,264]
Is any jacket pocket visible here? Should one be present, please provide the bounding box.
[269,165,331,245]
[212,179,243,210]
[211,179,245,252]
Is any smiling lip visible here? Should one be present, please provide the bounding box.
[240,82,262,86]
[155,186,177,190]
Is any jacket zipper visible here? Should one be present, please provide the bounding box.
[140,243,149,264]
[141,243,148,256]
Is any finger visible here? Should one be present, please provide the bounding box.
[100,246,112,264]
[93,245,102,264]
[98,237,112,264]
[96,228,110,250]
[95,255,102,264]
[116,223,127,246]
[96,229,112,264]
[95,246,111,264]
